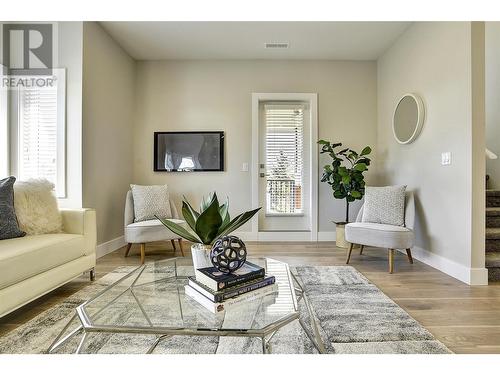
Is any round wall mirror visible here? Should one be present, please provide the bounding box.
[392,93,425,144]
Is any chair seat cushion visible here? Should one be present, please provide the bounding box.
[125,219,185,243]
[345,222,414,249]
[0,233,85,289]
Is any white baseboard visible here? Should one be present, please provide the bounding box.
[96,235,126,258]
[404,246,488,285]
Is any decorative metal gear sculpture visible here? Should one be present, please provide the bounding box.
[210,235,247,274]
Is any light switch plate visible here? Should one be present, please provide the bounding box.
[441,152,451,165]
[242,162,249,172]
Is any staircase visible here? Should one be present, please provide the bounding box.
[486,190,500,281]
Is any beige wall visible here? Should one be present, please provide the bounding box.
[486,22,500,189]
[132,60,378,233]
[82,22,136,244]
[377,22,486,284]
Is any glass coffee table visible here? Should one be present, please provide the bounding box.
[48,257,325,354]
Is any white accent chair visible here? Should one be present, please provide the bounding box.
[345,192,415,273]
[124,191,186,264]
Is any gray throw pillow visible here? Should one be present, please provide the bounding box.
[362,185,407,226]
[130,184,172,222]
[0,176,26,240]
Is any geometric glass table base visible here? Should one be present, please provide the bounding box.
[48,258,325,354]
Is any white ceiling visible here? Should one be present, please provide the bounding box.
[99,22,411,61]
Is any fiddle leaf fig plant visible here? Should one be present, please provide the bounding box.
[318,140,372,223]
[157,192,261,245]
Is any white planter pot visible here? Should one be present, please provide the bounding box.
[191,243,212,269]
[335,223,350,249]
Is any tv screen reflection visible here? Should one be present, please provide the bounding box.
[154,132,224,172]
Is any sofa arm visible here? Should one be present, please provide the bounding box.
[61,208,96,256]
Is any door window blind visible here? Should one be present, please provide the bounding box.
[265,103,304,215]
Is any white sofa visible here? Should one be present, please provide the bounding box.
[0,208,96,317]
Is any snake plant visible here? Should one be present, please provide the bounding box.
[157,192,260,245]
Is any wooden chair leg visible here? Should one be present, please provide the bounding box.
[406,248,414,264]
[388,249,395,273]
[171,239,177,252]
[140,243,146,264]
[124,243,132,257]
[346,243,354,264]
[359,245,364,255]
[178,239,185,257]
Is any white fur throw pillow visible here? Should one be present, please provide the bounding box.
[130,184,172,222]
[14,179,63,235]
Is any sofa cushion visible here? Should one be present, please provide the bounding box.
[0,234,85,289]
[130,184,172,222]
[345,222,414,249]
[14,179,63,235]
[0,176,26,240]
[362,185,406,226]
[125,218,185,243]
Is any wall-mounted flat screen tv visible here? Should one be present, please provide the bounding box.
[154,131,224,172]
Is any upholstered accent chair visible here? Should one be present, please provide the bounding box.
[124,191,185,264]
[344,191,415,273]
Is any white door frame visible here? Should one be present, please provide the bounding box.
[251,93,318,241]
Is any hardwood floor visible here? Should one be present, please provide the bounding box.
[1,241,500,354]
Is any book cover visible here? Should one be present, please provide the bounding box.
[188,275,276,302]
[194,261,265,291]
[184,283,278,314]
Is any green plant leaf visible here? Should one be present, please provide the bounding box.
[351,190,362,198]
[357,158,371,166]
[219,201,230,228]
[156,216,201,243]
[195,194,223,244]
[354,163,367,171]
[360,146,372,156]
[216,207,261,240]
[333,190,346,199]
[199,193,211,213]
[342,175,351,185]
[183,196,200,219]
[181,201,197,231]
[338,166,348,177]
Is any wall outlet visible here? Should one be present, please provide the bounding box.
[441,152,451,166]
[241,162,249,172]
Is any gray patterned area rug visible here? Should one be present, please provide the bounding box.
[0,265,450,354]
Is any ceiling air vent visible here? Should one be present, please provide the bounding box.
[265,42,289,49]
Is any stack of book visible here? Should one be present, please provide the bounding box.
[185,261,277,313]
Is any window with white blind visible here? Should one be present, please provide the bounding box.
[11,70,66,197]
[265,103,304,215]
